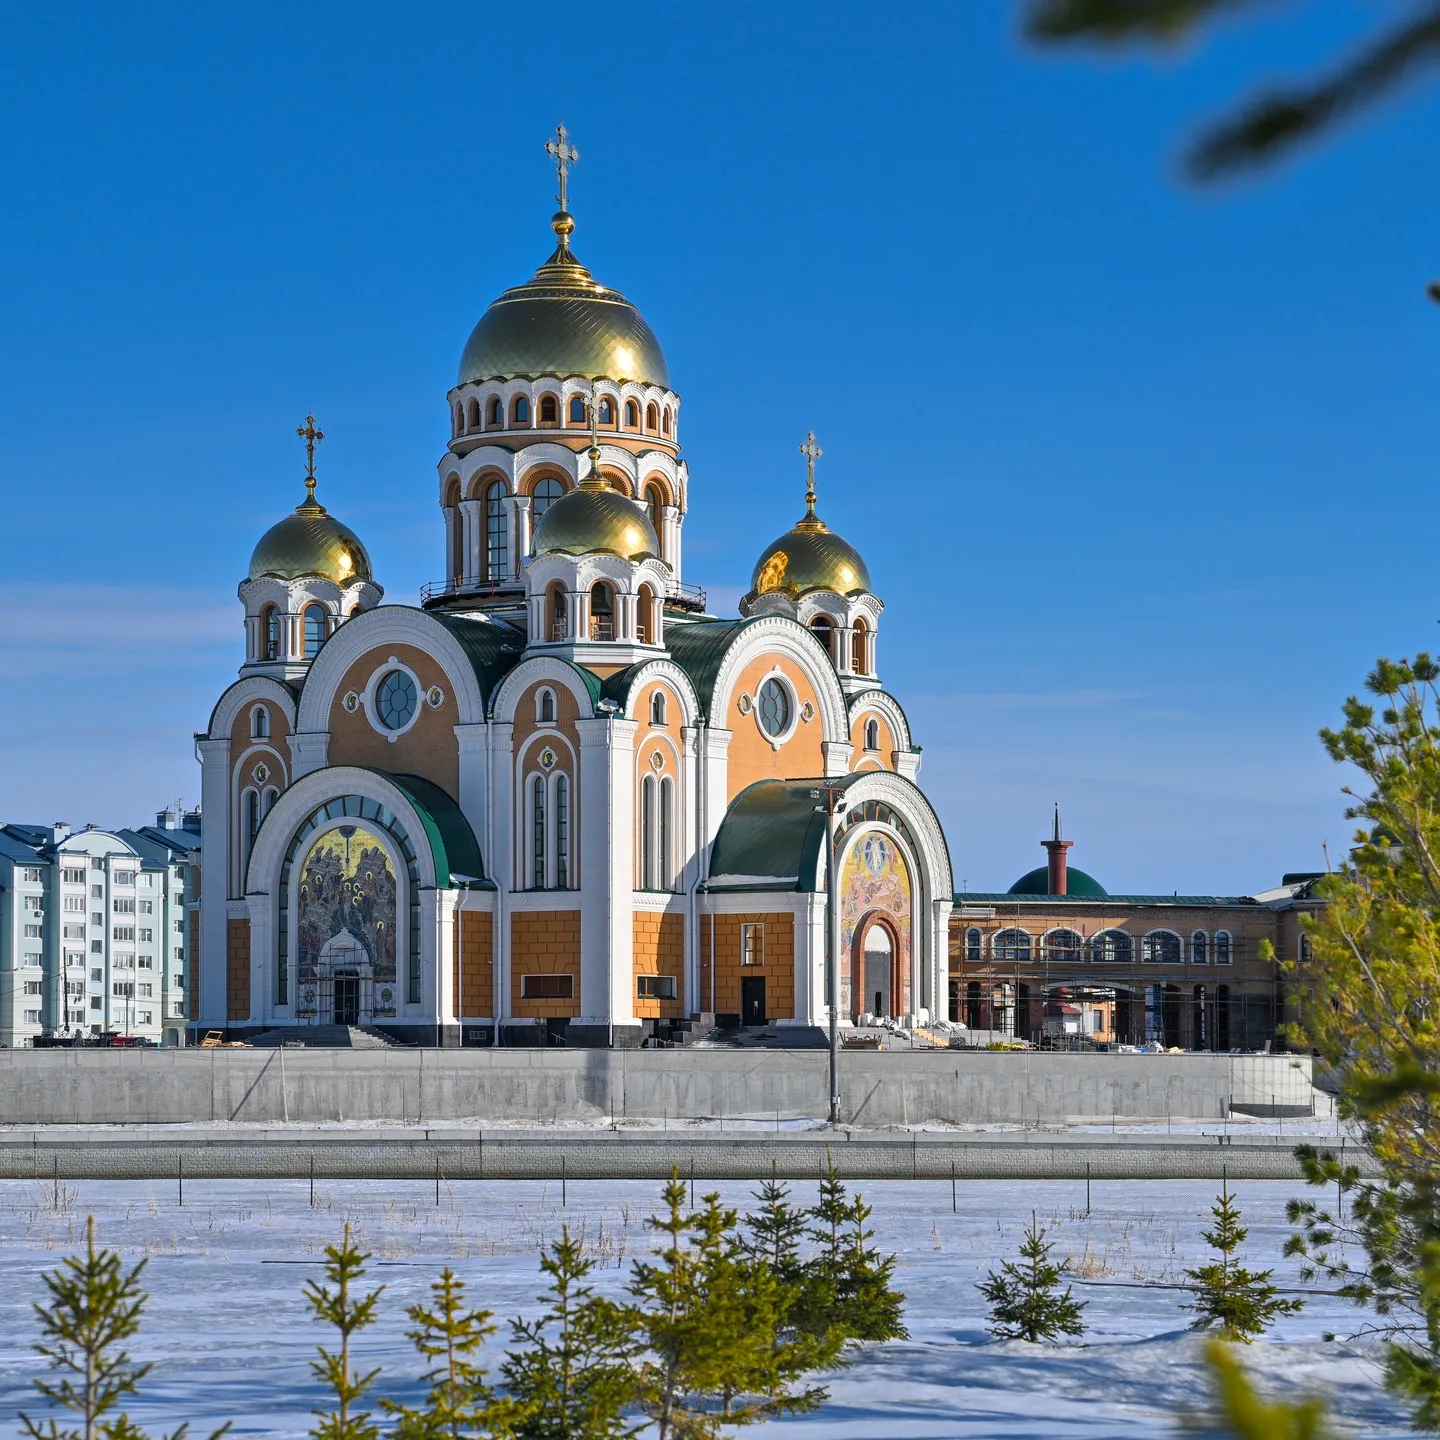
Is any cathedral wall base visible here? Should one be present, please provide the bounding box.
[566,1021,645,1050]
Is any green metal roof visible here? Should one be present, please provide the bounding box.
[431,614,524,709]
[663,619,755,720]
[1008,865,1108,898]
[706,775,868,892]
[385,772,489,886]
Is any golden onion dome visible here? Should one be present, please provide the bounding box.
[532,466,659,562]
[248,481,373,585]
[746,503,871,603]
[458,212,669,388]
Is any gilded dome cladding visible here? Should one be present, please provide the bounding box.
[532,483,659,562]
[458,215,669,388]
[249,491,373,585]
[748,522,871,601]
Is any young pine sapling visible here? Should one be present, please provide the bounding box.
[305,1223,385,1440]
[978,1212,1086,1343]
[1185,1183,1303,1343]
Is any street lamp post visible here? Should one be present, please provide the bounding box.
[812,783,848,1126]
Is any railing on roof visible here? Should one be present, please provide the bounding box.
[420,576,524,605]
[665,580,707,612]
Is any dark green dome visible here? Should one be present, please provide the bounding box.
[1007,866,1108,898]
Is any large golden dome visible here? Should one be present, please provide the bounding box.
[249,482,373,585]
[533,473,659,562]
[458,213,669,388]
[746,508,871,603]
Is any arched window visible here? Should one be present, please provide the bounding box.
[965,927,983,962]
[1214,931,1233,965]
[537,688,556,725]
[993,928,1032,963]
[851,618,869,674]
[1091,929,1133,965]
[659,777,673,889]
[590,582,614,641]
[485,481,508,581]
[637,584,655,645]
[809,615,836,662]
[645,402,658,432]
[466,398,480,431]
[453,406,463,437]
[624,399,639,428]
[1141,930,1182,965]
[1192,930,1209,965]
[662,406,672,438]
[864,718,880,752]
[1298,933,1313,964]
[262,606,282,661]
[568,395,586,424]
[488,397,502,427]
[539,394,558,424]
[650,690,666,725]
[598,397,614,426]
[262,786,279,815]
[512,395,530,425]
[531,477,564,539]
[1045,928,1084,963]
[303,604,326,659]
[555,774,570,888]
[531,774,546,888]
[243,789,259,880]
[251,706,269,739]
[640,775,656,889]
[645,482,664,543]
[547,583,568,641]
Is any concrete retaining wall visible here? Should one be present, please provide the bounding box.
[0,1048,1314,1127]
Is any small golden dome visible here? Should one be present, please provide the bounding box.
[457,212,669,388]
[248,483,373,585]
[746,508,871,602]
[532,474,659,562]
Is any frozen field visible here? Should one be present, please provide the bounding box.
[0,1175,1411,1438]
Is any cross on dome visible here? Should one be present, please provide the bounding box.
[800,430,823,520]
[545,124,579,213]
[296,413,325,501]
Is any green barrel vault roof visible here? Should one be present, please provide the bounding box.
[431,614,525,710]
[706,775,869,891]
[385,772,489,886]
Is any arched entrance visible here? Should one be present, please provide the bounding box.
[839,829,913,1022]
[852,915,901,1021]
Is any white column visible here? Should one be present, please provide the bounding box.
[512,496,533,577]
[454,724,489,861]
[668,509,684,587]
[436,890,458,1028]
[442,506,459,589]
[196,738,231,1029]
[822,740,853,777]
[245,893,269,1024]
[460,498,482,585]
[576,716,637,1029]
[490,723,514,1023]
[798,891,827,1025]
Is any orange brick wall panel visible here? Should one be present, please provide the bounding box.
[458,911,494,1018]
[703,912,795,1019]
[633,910,686,1019]
[326,642,460,797]
[510,910,581,1018]
[725,657,826,801]
[226,918,250,1022]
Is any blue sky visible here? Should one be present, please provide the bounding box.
[0,2,1435,895]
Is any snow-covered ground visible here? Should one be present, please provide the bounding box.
[0,1176,1411,1438]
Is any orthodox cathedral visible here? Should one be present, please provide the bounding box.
[195,132,954,1046]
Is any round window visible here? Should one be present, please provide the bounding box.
[757,677,791,738]
[375,670,419,731]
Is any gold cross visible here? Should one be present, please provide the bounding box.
[296,414,325,499]
[800,430,823,514]
[545,124,579,212]
[584,380,603,484]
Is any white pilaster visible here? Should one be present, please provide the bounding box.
[196,738,231,1028]
[460,498,482,585]
[289,732,330,779]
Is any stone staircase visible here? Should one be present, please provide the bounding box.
[248,1025,402,1049]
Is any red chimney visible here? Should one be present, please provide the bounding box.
[1042,804,1073,896]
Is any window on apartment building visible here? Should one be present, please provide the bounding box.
[23,896,42,912]
[91,858,104,871]
[139,873,155,887]
[138,955,153,969]
[637,974,677,999]
[90,969,102,982]
[91,885,102,897]
[114,871,134,887]
[66,982,83,998]
[23,981,42,996]
[112,927,135,942]
[138,984,153,998]
[62,924,84,939]
[138,929,153,943]
[23,925,42,939]
[741,923,764,966]
[65,952,83,968]
[520,974,573,999]
[175,972,184,988]
[22,867,42,883]
[61,868,84,884]
[112,983,133,998]
[139,900,154,914]
[113,898,135,914]
[91,914,103,927]
[23,953,41,967]
[89,997,101,1010]
[139,1011,152,1025]
[68,1010,85,1025]
[174,920,184,933]
[174,948,184,961]
[115,954,134,969]
[90,941,102,954]
[63,897,83,912]
[23,1011,40,1025]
